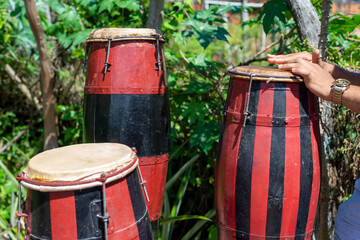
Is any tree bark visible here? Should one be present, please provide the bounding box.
[286,0,320,47]
[318,1,332,239]
[146,0,164,30]
[23,0,58,150]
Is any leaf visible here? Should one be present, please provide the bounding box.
[258,0,288,34]
[184,0,193,7]
[98,0,114,13]
[196,8,217,22]
[47,1,65,14]
[190,122,220,155]
[216,5,236,14]
[183,82,211,94]
[57,32,72,49]
[188,53,208,67]
[160,215,213,225]
[116,0,140,10]
[70,29,93,46]
[58,6,82,31]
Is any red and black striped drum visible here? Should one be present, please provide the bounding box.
[215,66,320,239]
[83,28,170,233]
[17,143,152,240]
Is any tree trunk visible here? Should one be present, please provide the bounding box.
[24,0,58,150]
[146,0,164,30]
[286,0,320,47]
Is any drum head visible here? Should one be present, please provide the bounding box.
[86,28,164,43]
[228,66,303,82]
[24,143,137,182]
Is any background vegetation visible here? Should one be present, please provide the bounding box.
[0,0,359,239]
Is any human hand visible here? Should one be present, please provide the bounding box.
[267,50,322,65]
[277,57,334,101]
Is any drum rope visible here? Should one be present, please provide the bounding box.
[87,35,165,42]
[243,73,254,127]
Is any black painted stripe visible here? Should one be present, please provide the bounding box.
[266,82,287,238]
[75,186,103,239]
[235,81,261,239]
[84,94,170,158]
[126,170,152,239]
[30,191,52,239]
[295,84,313,239]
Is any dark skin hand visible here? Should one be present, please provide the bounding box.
[267,49,360,113]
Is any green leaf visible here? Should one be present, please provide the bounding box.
[160,215,212,225]
[196,8,217,22]
[165,154,199,190]
[258,0,288,34]
[116,0,140,10]
[188,53,207,67]
[58,6,82,31]
[183,82,211,94]
[70,29,93,47]
[98,0,115,13]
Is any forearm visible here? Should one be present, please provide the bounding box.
[323,62,360,86]
[340,85,360,114]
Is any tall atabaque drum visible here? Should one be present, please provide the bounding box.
[215,66,321,240]
[83,28,170,236]
[17,143,152,240]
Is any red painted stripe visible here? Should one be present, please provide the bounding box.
[280,83,301,237]
[138,153,169,166]
[50,191,77,240]
[84,86,168,95]
[139,154,169,221]
[107,177,138,239]
[249,82,274,238]
[85,41,166,94]
[305,93,321,239]
[216,78,249,235]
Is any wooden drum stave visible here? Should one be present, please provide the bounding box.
[215,66,321,240]
[17,143,152,240]
[83,28,170,237]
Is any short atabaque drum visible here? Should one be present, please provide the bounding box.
[215,66,320,240]
[17,143,152,240]
[83,28,170,234]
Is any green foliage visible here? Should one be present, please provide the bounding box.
[258,0,290,34]
[57,104,83,146]
[2,0,360,239]
[327,14,360,69]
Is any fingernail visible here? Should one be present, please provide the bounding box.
[292,68,296,72]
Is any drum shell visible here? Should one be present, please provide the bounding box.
[84,38,170,224]
[215,77,320,239]
[25,170,152,240]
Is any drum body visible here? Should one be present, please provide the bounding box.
[83,28,170,232]
[215,66,321,240]
[18,143,152,240]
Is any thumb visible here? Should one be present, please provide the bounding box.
[312,49,321,64]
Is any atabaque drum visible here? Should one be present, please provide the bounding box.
[83,28,170,235]
[215,66,320,239]
[17,143,152,240]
